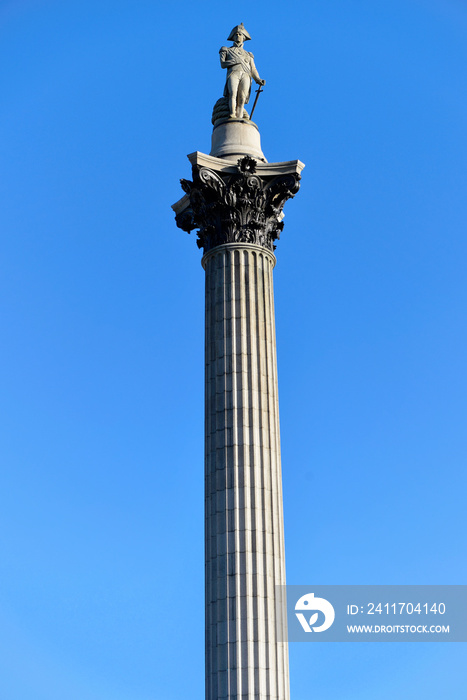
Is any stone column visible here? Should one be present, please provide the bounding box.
[204,243,287,700]
[173,125,303,700]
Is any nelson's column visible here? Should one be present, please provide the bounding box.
[172,23,304,700]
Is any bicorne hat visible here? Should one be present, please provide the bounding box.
[227,22,251,41]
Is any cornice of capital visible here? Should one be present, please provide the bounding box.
[173,154,303,254]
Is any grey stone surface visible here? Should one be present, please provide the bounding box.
[210,118,266,162]
[203,243,289,700]
[188,151,305,177]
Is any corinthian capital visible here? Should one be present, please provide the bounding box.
[173,154,303,254]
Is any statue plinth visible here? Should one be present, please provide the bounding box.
[211,118,267,162]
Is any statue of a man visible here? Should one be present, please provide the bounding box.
[220,23,266,120]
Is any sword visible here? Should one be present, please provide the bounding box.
[249,83,264,120]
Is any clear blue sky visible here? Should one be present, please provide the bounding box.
[1,1,466,698]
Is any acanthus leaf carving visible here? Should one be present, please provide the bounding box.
[175,157,301,253]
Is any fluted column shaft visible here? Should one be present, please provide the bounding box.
[203,243,289,700]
